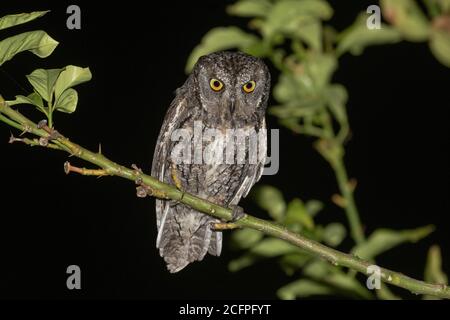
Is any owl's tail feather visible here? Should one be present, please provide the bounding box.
[157,206,222,273]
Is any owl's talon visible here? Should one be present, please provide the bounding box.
[230,204,245,222]
[212,222,239,231]
[170,164,183,191]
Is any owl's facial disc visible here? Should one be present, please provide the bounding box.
[194,52,270,121]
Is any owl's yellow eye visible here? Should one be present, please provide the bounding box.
[210,79,224,91]
[243,80,256,93]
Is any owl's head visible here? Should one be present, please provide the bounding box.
[191,51,270,123]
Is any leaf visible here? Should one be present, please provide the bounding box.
[230,228,263,250]
[250,238,298,257]
[305,200,324,217]
[279,253,312,276]
[277,279,334,299]
[284,198,315,230]
[53,88,78,113]
[352,225,435,260]
[228,254,258,272]
[272,54,336,108]
[337,14,402,56]
[54,65,92,101]
[0,30,58,66]
[7,92,44,109]
[293,19,322,51]
[26,68,63,102]
[324,84,348,124]
[264,0,333,38]
[251,185,286,221]
[429,29,450,67]
[185,27,260,72]
[228,238,298,272]
[303,260,373,299]
[323,223,346,247]
[424,245,448,285]
[381,0,430,41]
[227,0,272,18]
[423,245,448,300]
[0,11,49,30]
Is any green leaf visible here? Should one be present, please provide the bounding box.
[230,228,263,250]
[54,88,78,113]
[273,54,336,111]
[26,68,63,102]
[305,200,324,217]
[279,253,312,276]
[251,185,286,221]
[228,238,298,272]
[423,245,448,300]
[185,27,260,72]
[7,92,44,109]
[381,0,430,41]
[227,0,272,18]
[352,225,435,260]
[284,198,315,230]
[228,254,258,272]
[323,223,347,247]
[277,279,334,299]
[54,65,92,101]
[303,260,373,299]
[337,14,402,56]
[264,0,333,38]
[304,53,337,91]
[293,19,322,51]
[425,245,448,285]
[324,84,348,124]
[250,238,298,257]
[0,11,49,31]
[0,30,58,66]
[429,29,450,67]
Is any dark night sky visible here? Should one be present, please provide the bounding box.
[0,1,448,299]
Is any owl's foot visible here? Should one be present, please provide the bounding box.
[170,164,183,190]
[212,222,239,231]
[229,204,246,222]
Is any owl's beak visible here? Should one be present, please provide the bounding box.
[229,96,236,114]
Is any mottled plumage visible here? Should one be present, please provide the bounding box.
[151,51,270,272]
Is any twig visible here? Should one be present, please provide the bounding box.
[0,96,449,299]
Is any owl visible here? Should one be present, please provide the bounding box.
[151,51,270,272]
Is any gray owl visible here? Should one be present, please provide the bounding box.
[151,51,270,272]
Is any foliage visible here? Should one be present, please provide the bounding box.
[186,0,450,299]
[0,11,91,127]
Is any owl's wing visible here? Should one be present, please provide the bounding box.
[151,94,189,231]
[229,119,267,205]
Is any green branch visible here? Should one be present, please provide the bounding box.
[0,96,449,299]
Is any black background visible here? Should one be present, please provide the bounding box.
[0,0,448,300]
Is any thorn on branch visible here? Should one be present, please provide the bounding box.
[64,161,108,176]
[134,177,168,199]
[332,194,347,208]
[20,125,31,136]
[131,163,143,175]
[9,133,20,144]
[348,178,358,192]
[37,119,48,129]
[39,137,49,147]
[212,222,240,231]
[37,119,62,140]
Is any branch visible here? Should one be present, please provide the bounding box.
[0,96,449,299]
